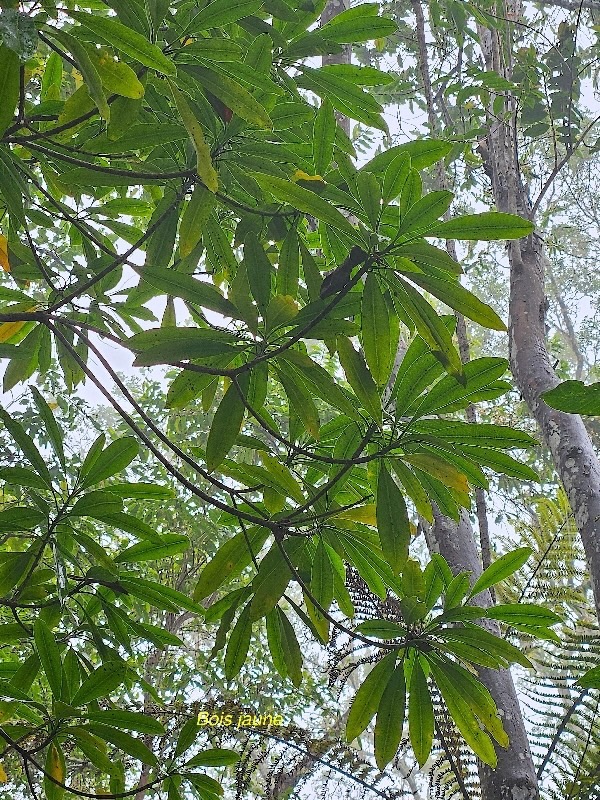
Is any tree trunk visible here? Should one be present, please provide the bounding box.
[410,5,538,795]
[476,16,600,618]
[426,508,540,799]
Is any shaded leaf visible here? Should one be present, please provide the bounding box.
[346,652,397,742]
[70,11,176,75]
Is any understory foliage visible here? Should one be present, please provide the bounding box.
[0,1,598,799]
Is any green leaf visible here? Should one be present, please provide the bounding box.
[224,606,252,680]
[277,351,360,421]
[30,387,66,470]
[265,294,299,333]
[376,466,410,574]
[444,572,471,610]
[0,466,49,490]
[69,727,116,775]
[486,603,562,627]
[415,357,509,415]
[254,174,360,241]
[119,575,204,614]
[193,527,269,600]
[166,361,226,410]
[430,212,535,241]
[401,169,425,212]
[320,64,394,86]
[542,380,600,414]
[577,665,600,689]
[87,126,186,156]
[313,98,336,175]
[174,717,200,758]
[398,190,453,236]
[249,540,299,621]
[354,620,406,639]
[186,748,240,768]
[128,327,240,366]
[278,606,303,686]
[185,773,224,796]
[174,39,243,63]
[0,506,46,531]
[319,3,398,43]
[115,534,190,563]
[34,619,63,699]
[70,11,176,76]
[438,625,534,669]
[354,171,382,230]
[266,607,287,680]
[70,491,123,521]
[310,537,334,635]
[297,66,387,132]
[86,722,157,766]
[365,140,453,175]
[71,660,128,706]
[205,378,247,471]
[276,228,300,298]
[276,365,320,440]
[183,64,272,129]
[409,657,434,767]
[388,275,462,375]
[136,265,240,318]
[81,437,138,488]
[244,231,272,312]
[0,552,34,596]
[396,240,462,275]
[337,337,382,425]
[374,663,406,769]
[85,709,165,734]
[334,530,396,600]
[0,45,20,136]
[186,0,263,29]
[361,273,393,386]
[179,185,216,258]
[410,419,536,449]
[381,152,411,204]
[257,455,302,505]
[428,657,498,766]
[169,80,218,192]
[346,652,397,742]
[47,29,110,121]
[0,407,52,486]
[401,271,506,331]
[468,547,532,599]
[106,483,174,500]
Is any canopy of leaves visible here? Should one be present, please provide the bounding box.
[0,1,581,799]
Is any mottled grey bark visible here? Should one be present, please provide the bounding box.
[408,5,539,796]
[476,17,600,620]
[426,508,540,800]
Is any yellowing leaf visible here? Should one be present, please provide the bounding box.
[334,504,377,526]
[88,48,145,99]
[0,763,7,782]
[0,320,25,342]
[0,305,37,342]
[168,80,218,192]
[0,235,9,271]
[45,741,66,796]
[403,453,470,494]
[293,170,323,182]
